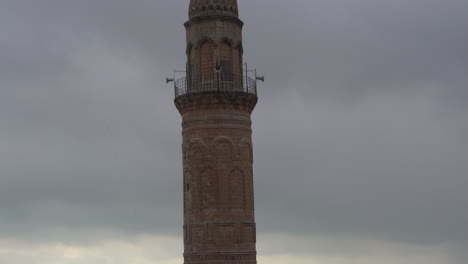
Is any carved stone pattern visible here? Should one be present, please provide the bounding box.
[189,0,239,19]
[184,253,256,264]
[186,137,252,162]
[175,93,258,115]
[186,223,256,245]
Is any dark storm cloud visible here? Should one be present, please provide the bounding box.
[244,0,468,104]
[0,0,467,252]
[0,0,187,238]
[243,0,468,246]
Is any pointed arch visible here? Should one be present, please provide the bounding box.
[196,37,214,49]
[219,37,234,47]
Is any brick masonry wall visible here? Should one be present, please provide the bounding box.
[176,93,257,264]
[178,4,257,263]
[186,18,244,77]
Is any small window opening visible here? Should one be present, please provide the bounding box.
[220,60,232,81]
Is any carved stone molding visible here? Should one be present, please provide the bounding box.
[184,252,257,264]
[175,92,257,115]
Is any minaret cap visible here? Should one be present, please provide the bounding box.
[189,0,239,19]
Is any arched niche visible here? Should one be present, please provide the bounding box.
[200,167,217,213]
[213,136,234,161]
[229,167,246,212]
[188,139,207,162]
[199,40,214,79]
[218,40,233,81]
[239,139,253,162]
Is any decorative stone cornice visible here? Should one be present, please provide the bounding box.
[175,92,258,115]
[184,252,257,263]
[185,14,244,28]
[189,0,238,19]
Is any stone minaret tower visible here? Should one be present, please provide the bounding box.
[172,1,260,263]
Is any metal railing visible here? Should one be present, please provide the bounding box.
[174,73,257,98]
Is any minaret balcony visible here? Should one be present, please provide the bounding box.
[174,73,257,99]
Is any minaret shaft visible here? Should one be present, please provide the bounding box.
[175,2,258,263]
[179,96,257,263]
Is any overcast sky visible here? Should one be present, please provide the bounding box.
[1,0,467,263]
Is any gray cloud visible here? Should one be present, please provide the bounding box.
[0,0,467,258]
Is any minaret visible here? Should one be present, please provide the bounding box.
[171,1,260,263]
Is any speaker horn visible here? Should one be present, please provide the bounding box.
[256,76,265,82]
[166,77,175,84]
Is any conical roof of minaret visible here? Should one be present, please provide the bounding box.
[189,0,239,19]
